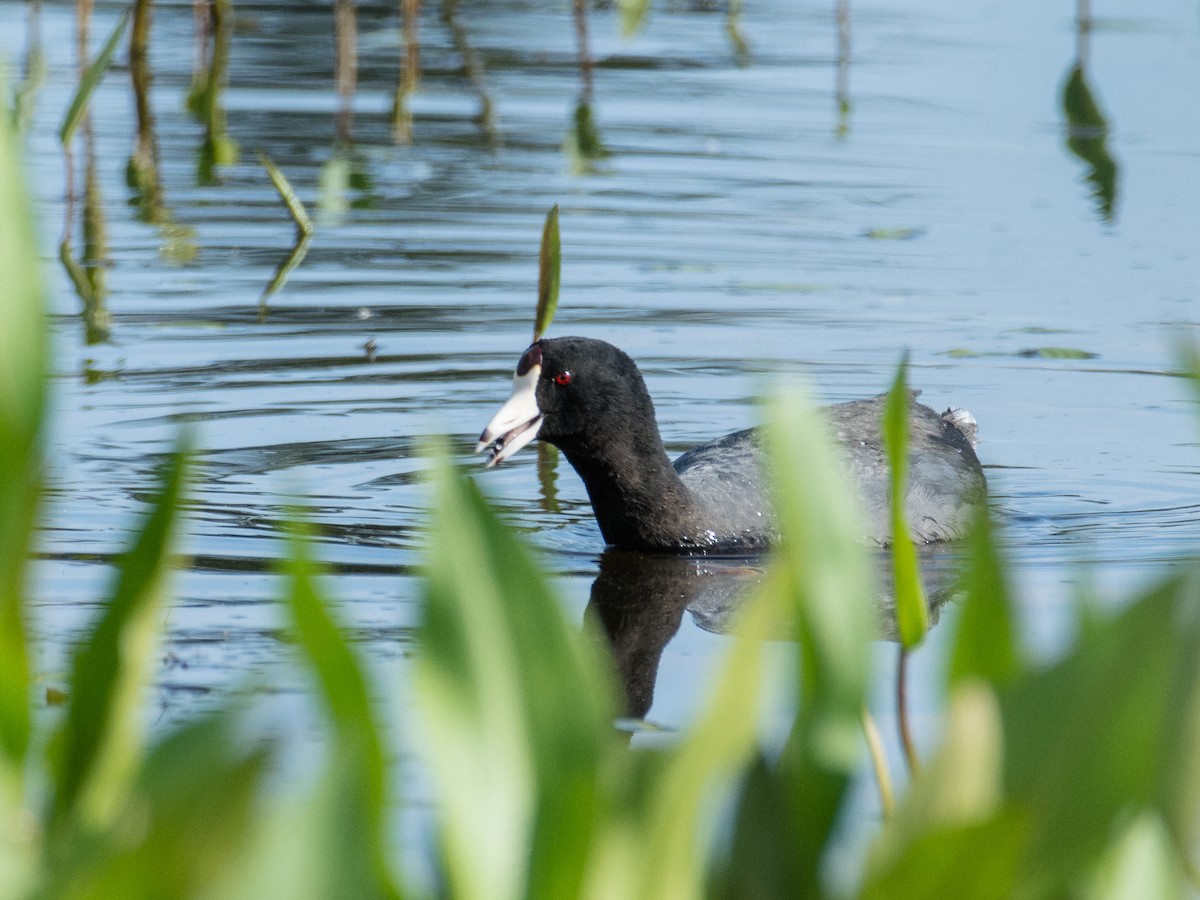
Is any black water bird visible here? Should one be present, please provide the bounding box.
[477,336,985,553]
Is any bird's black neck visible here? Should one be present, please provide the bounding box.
[555,430,707,552]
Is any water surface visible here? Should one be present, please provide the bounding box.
[4,0,1200,859]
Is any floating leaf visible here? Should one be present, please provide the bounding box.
[534,205,561,342]
[865,227,925,241]
[1008,326,1072,335]
[60,9,131,146]
[1015,347,1097,359]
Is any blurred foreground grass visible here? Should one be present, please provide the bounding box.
[4,76,1200,900]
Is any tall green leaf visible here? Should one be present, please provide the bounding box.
[47,441,190,836]
[59,9,131,146]
[857,812,1026,900]
[1086,811,1186,900]
[616,591,777,899]
[948,506,1021,688]
[44,708,271,897]
[534,205,561,341]
[0,70,45,771]
[417,449,616,900]
[883,357,928,648]
[717,387,875,896]
[862,681,1010,897]
[279,521,400,899]
[999,568,1200,892]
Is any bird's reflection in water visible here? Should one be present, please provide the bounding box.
[584,548,962,722]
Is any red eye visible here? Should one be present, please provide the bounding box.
[554,371,572,386]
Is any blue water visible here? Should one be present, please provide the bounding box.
[3,0,1200,877]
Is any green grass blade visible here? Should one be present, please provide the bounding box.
[999,568,1200,891]
[883,357,928,648]
[533,205,560,341]
[417,446,616,900]
[48,439,190,835]
[716,387,875,896]
[0,70,46,769]
[627,592,775,898]
[258,151,314,236]
[948,507,1021,688]
[44,708,271,897]
[59,9,131,146]
[858,812,1027,900]
[280,520,399,899]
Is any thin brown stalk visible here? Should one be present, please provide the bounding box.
[896,645,920,776]
[572,0,593,106]
[334,0,358,143]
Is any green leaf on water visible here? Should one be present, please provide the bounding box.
[865,227,925,241]
[883,357,928,649]
[48,438,190,836]
[59,9,131,146]
[1016,347,1098,360]
[534,205,561,341]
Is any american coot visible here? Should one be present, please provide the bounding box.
[476,336,986,553]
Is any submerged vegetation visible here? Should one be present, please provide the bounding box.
[5,70,1200,896]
